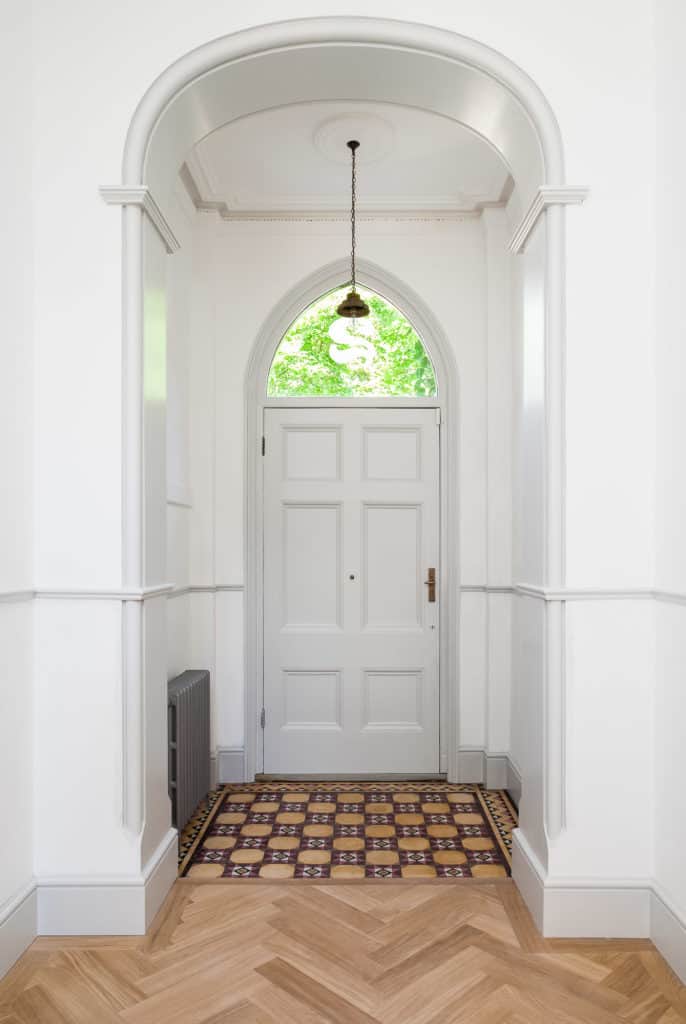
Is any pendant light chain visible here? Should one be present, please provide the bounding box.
[350,140,357,292]
[335,139,370,319]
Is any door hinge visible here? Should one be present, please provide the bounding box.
[261,435,266,456]
[260,707,266,729]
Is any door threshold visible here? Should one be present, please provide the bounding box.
[255,773,448,782]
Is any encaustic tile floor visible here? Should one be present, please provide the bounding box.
[178,782,517,880]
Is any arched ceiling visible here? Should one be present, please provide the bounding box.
[140,38,551,219]
[184,101,512,216]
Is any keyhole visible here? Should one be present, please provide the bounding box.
[349,574,356,581]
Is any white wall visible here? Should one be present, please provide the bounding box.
[653,0,686,979]
[175,210,514,772]
[0,1,36,976]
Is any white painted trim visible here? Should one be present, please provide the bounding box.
[120,199,144,835]
[515,583,655,601]
[167,481,193,507]
[508,187,589,254]
[245,257,460,784]
[100,186,180,254]
[506,758,522,806]
[181,157,508,222]
[513,830,651,938]
[168,583,244,599]
[0,589,34,603]
[513,831,686,982]
[206,208,483,223]
[651,884,686,984]
[457,749,485,783]
[457,748,520,792]
[183,181,488,225]
[460,584,513,594]
[9,582,679,605]
[511,830,546,930]
[484,754,509,790]
[143,828,181,930]
[37,828,177,936]
[34,584,174,601]
[0,881,37,979]
[654,588,686,606]
[0,833,176,976]
[216,746,247,783]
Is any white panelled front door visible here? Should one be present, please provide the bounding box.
[262,407,440,774]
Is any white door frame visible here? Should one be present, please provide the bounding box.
[244,258,460,781]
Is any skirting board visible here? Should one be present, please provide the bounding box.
[651,885,686,984]
[512,829,686,983]
[217,746,513,789]
[505,759,522,807]
[0,882,37,978]
[216,746,246,784]
[457,749,518,794]
[37,828,178,936]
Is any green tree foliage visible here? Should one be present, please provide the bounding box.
[267,286,437,397]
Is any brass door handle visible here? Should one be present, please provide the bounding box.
[424,568,436,602]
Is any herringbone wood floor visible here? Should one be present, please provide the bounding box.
[1,881,684,1023]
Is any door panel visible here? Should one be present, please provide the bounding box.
[263,407,439,774]
[363,504,422,629]
[282,503,342,629]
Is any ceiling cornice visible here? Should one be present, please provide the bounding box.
[99,186,180,254]
[180,161,504,223]
[509,186,589,254]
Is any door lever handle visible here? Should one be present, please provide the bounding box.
[424,568,436,602]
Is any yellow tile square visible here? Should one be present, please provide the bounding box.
[230,849,264,864]
[297,850,331,865]
[462,837,495,851]
[259,864,295,878]
[216,812,246,825]
[276,812,305,824]
[401,865,437,878]
[366,850,399,865]
[471,864,508,878]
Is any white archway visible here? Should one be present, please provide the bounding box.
[244,257,460,781]
[109,17,576,864]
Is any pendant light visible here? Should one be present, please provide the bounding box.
[336,140,370,319]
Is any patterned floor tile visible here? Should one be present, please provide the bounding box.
[178,782,517,880]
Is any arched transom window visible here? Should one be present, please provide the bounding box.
[267,286,437,397]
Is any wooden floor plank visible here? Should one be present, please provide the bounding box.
[257,956,379,1024]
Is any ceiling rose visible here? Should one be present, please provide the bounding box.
[313,113,395,165]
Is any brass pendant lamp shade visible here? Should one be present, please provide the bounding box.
[337,140,370,319]
[336,289,369,318]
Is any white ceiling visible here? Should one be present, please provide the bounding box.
[184,101,511,216]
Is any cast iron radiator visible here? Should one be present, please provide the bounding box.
[168,669,210,830]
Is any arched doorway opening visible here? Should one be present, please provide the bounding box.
[106,17,582,925]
